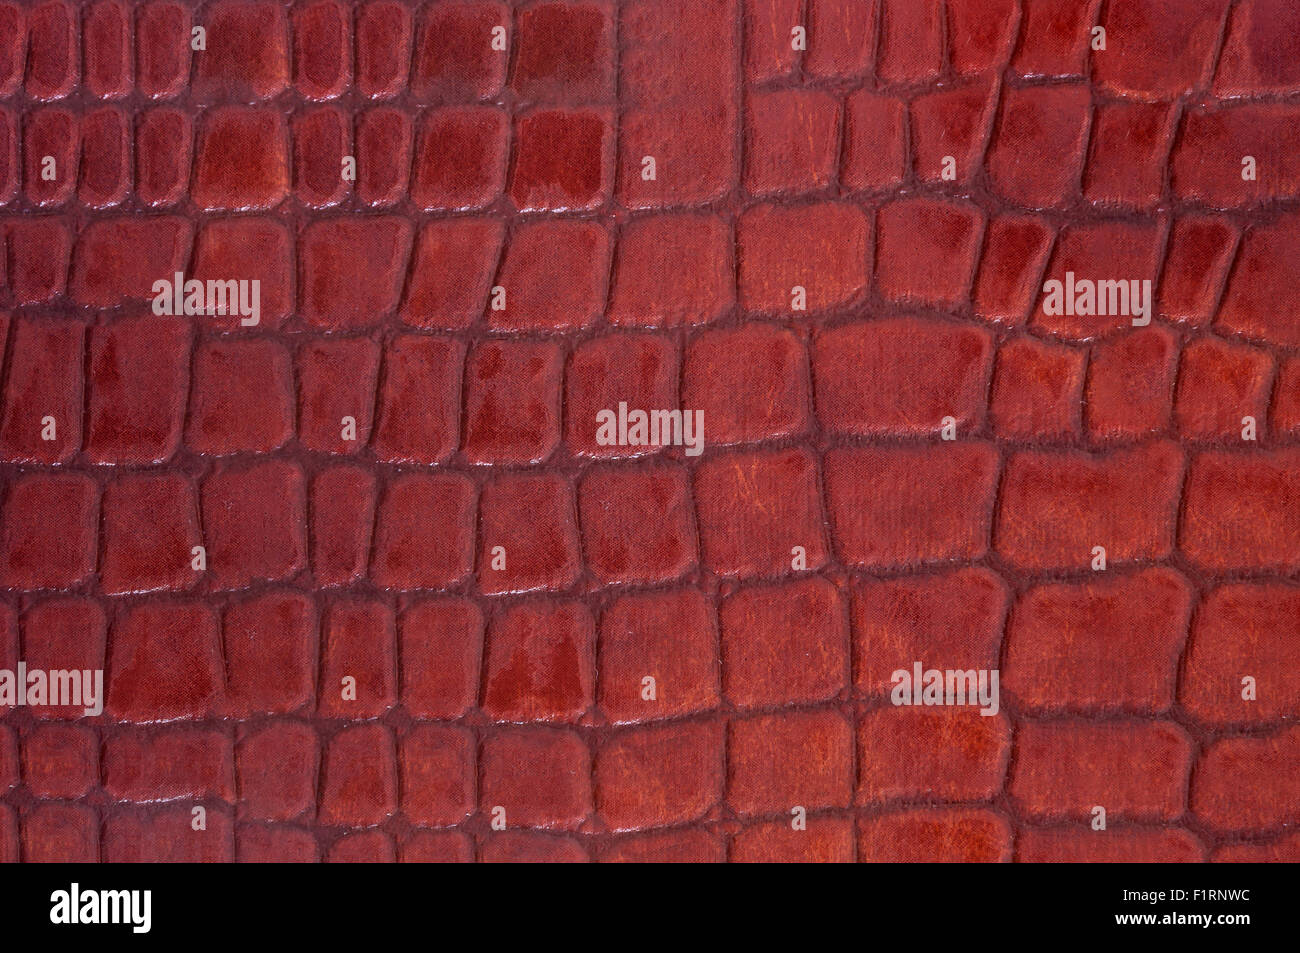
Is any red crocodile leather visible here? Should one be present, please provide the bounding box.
[0,0,1297,863]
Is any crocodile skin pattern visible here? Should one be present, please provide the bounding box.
[0,0,1298,863]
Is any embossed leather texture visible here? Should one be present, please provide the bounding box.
[0,0,1297,863]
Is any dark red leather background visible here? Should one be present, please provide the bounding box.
[0,0,1297,862]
